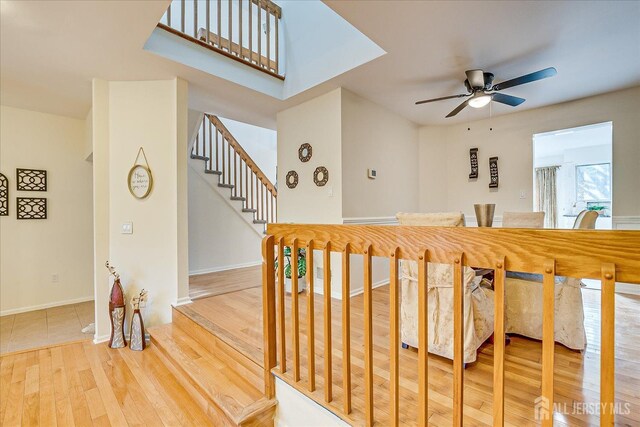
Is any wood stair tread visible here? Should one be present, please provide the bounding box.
[148,323,275,425]
[205,169,222,175]
[191,154,210,161]
[253,219,267,224]
[218,183,235,188]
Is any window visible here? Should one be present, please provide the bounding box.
[576,163,611,202]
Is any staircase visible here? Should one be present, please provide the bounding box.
[148,306,276,426]
[190,114,277,234]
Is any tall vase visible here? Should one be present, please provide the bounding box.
[108,277,127,348]
[129,309,146,351]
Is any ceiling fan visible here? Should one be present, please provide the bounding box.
[415,67,557,118]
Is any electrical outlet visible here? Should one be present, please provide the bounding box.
[519,190,526,199]
[121,221,133,234]
[51,273,59,284]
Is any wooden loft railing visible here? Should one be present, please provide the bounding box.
[191,114,277,224]
[158,0,283,79]
[261,225,640,426]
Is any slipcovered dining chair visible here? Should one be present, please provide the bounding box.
[397,212,495,363]
[504,210,595,350]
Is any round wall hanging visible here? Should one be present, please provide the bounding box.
[286,170,299,189]
[298,143,312,162]
[313,166,329,187]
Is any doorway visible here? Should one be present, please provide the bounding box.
[532,122,613,229]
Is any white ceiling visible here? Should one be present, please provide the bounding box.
[1,0,639,128]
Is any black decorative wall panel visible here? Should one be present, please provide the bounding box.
[17,168,47,191]
[0,173,7,216]
[17,197,47,220]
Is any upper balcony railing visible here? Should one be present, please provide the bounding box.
[158,0,283,79]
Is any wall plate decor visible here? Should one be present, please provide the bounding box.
[489,156,499,188]
[313,166,329,187]
[469,148,479,179]
[128,147,153,199]
[285,170,299,189]
[298,143,312,162]
[17,197,47,219]
[16,168,47,191]
[0,173,8,216]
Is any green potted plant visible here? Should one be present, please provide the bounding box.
[275,246,306,293]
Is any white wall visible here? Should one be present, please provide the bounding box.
[418,86,640,223]
[341,89,419,218]
[92,78,189,342]
[0,106,94,315]
[188,165,262,274]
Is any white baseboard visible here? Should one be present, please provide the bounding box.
[343,216,397,225]
[350,279,390,298]
[612,216,640,230]
[175,296,193,306]
[93,334,110,344]
[189,260,262,276]
[1,295,94,317]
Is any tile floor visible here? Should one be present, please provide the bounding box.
[0,300,95,354]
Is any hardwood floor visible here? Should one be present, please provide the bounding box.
[187,283,640,426]
[0,341,210,426]
[189,265,262,300]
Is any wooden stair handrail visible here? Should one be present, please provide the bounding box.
[207,114,277,197]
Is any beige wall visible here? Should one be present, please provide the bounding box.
[0,106,94,315]
[341,89,419,218]
[92,79,189,341]
[419,86,640,220]
[277,88,343,224]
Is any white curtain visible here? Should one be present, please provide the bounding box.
[535,166,559,228]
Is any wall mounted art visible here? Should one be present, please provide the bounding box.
[298,143,312,162]
[16,168,47,191]
[17,197,47,219]
[0,173,8,216]
[469,148,478,179]
[489,156,499,188]
[313,166,329,187]
[286,170,299,189]
[128,147,153,199]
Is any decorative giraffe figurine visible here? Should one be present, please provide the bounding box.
[105,261,126,349]
[129,289,148,351]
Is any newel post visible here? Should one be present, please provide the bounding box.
[262,234,277,398]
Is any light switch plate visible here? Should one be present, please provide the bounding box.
[122,221,133,234]
[519,190,526,199]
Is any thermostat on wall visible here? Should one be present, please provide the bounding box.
[367,169,377,179]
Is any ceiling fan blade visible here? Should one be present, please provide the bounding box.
[491,92,526,107]
[445,99,469,118]
[492,67,557,91]
[415,93,469,105]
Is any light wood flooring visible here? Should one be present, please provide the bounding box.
[0,340,210,426]
[1,301,95,355]
[187,284,640,426]
[188,265,261,300]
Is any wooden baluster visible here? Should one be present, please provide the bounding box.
[181,0,185,33]
[217,0,222,47]
[238,0,243,58]
[208,120,213,171]
[601,263,616,427]
[452,252,465,427]
[417,249,429,426]
[250,169,254,210]
[193,0,197,38]
[323,242,332,403]
[342,243,352,414]
[245,163,249,209]
[261,235,276,398]
[239,158,243,199]
[364,244,373,426]
[221,135,226,183]
[306,240,316,392]
[228,0,232,52]
[266,9,271,70]
[167,2,172,27]
[205,0,210,43]
[270,190,273,223]
[227,138,231,185]
[257,1,262,67]
[291,239,300,382]
[278,238,286,373]
[389,247,400,426]
[274,12,278,74]
[234,152,238,197]
[493,257,506,427]
[248,0,252,60]
[541,259,556,427]
[261,179,265,221]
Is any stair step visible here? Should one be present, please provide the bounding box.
[230,196,246,201]
[191,154,210,161]
[218,183,235,189]
[242,208,257,213]
[148,323,276,426]
[253,219,267,224]
[205,169,222,175]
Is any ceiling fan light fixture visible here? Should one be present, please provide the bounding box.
[468,93,491,108]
